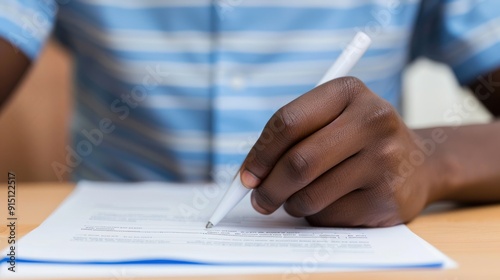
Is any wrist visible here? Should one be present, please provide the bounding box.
[413,127,460,204]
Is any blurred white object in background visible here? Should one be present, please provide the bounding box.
[403,58,492,128]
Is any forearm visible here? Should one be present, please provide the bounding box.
[416,121,500,203]
[0,38,31,109]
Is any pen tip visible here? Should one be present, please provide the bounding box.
[205,222,213,229]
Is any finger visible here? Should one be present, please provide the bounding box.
[251,105,368,215]
[283,152,373,217]
[305,188,403,228]
[240,77,366,189]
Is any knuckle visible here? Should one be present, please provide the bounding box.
[287,190,321,217]
[247,147,274,172]
[366,102,400,133]
[253,130,273,151]
[284,150,312,184]
[254,187,281,211]
[375,142,403,170]
[273,106,303,139]
[337,76,366,102]
[341,76,365,93]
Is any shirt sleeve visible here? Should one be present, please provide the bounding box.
[0,0,57,60]
[410,0,500,85]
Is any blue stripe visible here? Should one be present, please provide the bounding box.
[218,48,407,63]
[214,154,248,166]
[215,109,276,133]
[0,257,443,269]
[68,4,212,31]
[106,49,212,63]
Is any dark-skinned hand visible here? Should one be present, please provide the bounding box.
[239,77,441,227]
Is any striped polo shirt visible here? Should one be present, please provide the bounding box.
[1,0,500,183]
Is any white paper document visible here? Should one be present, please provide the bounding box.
[1,181,455,278]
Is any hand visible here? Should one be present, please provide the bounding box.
[240,77,442,227]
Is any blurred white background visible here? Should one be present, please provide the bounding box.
[403,58,492,128]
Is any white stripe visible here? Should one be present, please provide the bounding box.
[214,133,260,155]
[444,17,500,65]
[445,0,485,16]
[142,95,210,110]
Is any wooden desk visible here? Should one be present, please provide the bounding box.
[1,183,500,280]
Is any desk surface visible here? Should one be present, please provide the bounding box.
[1,183,500,280]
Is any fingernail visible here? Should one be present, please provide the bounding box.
[251,191,270,215]
[241,169,261,189]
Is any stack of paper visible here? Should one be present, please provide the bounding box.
[0,181,455,278]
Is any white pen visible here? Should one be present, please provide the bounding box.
[206,31,372,229]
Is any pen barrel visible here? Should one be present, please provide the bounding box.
[316,31,372,86]
[208,173,251,227]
